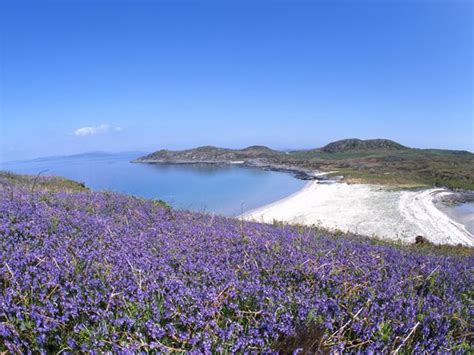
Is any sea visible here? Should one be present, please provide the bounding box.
[0,152,306,216]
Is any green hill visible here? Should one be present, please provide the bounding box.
[321,138,408,153]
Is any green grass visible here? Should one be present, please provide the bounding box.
[285,148,474,190]
[0,171,89,192]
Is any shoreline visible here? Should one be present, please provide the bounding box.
[132,159,339,181]
[241,181,474,247]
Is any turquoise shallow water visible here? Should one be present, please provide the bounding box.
[1,153,306,216]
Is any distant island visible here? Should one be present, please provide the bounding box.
[134,138,474,190]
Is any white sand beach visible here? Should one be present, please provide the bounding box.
[241,181,474,246]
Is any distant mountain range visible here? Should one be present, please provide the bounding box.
[135,138,474,190]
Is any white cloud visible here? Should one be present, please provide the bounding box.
[74,124,122,137]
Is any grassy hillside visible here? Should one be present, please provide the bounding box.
[288,147,474,189]
[137,139,474,190]
[0,173,472,352]
[320,138,407,153]
[0,171,88,192]
[137,145,279,162]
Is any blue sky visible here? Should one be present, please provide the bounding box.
[0,0,472,161]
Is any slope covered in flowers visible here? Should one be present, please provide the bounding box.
[0,178,472,352]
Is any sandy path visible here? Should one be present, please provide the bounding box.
[241,182,474,246]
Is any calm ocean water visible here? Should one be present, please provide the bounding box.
[0,152,306,216]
